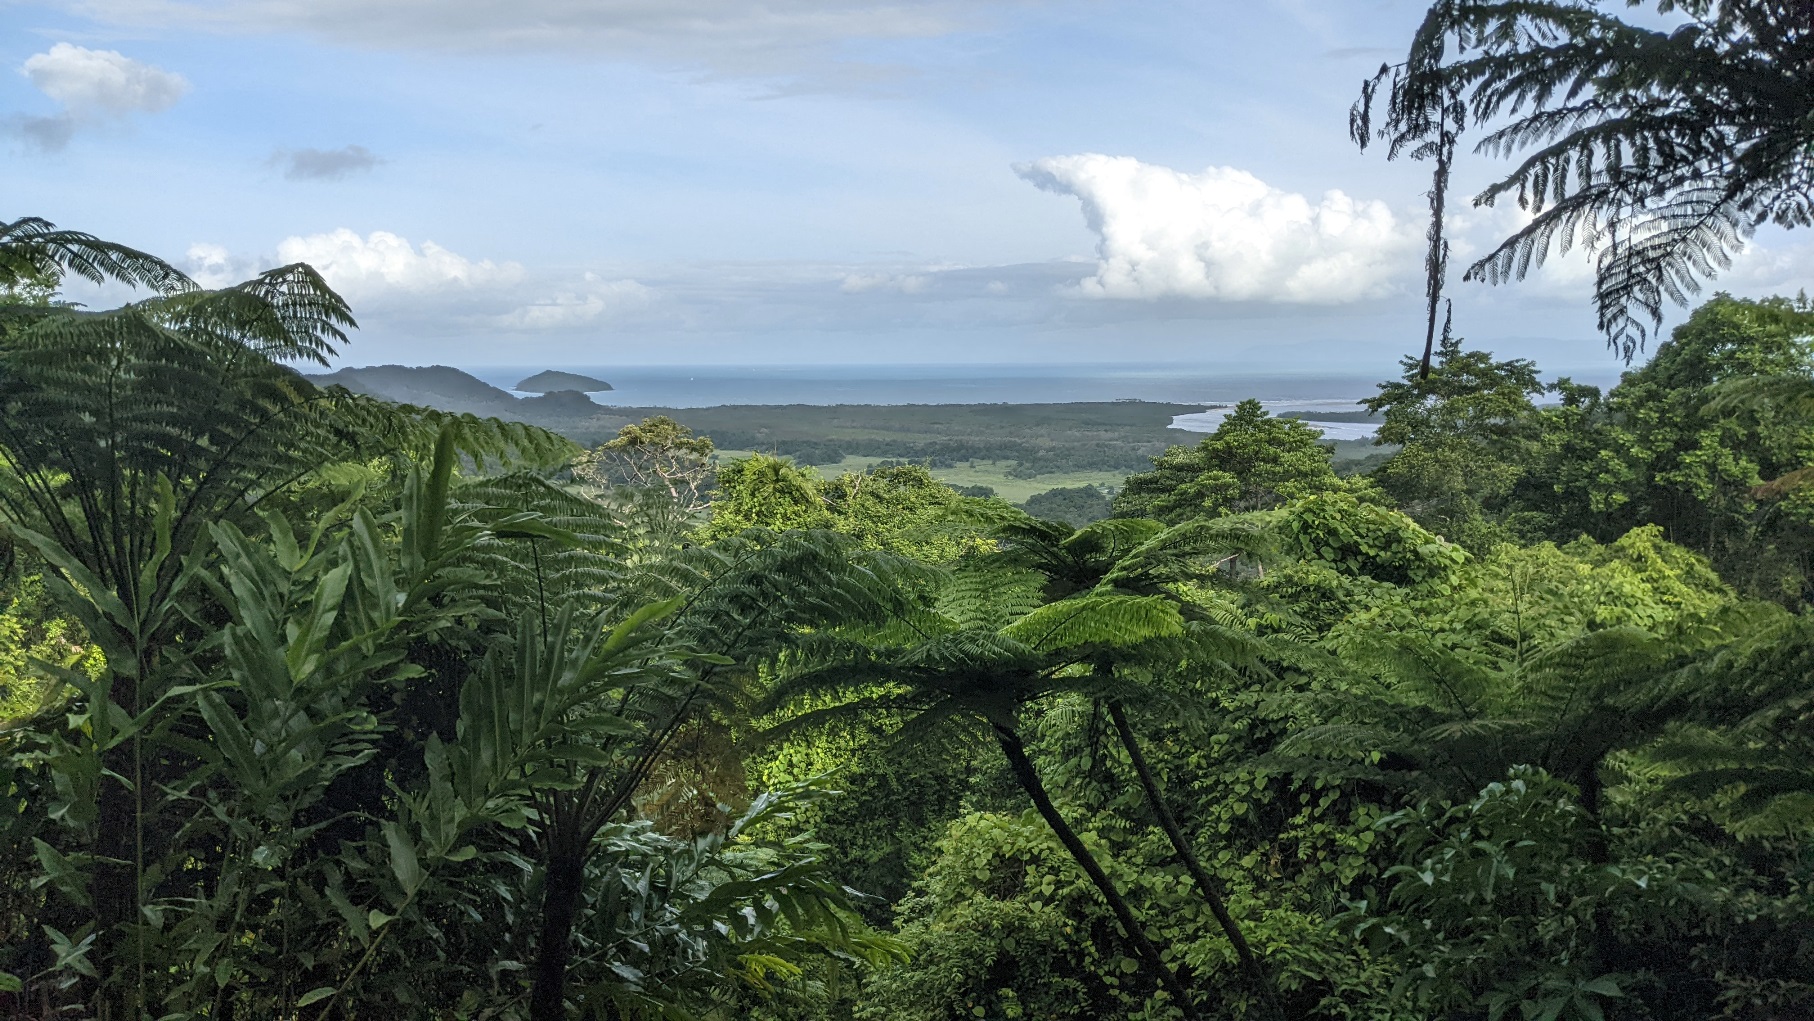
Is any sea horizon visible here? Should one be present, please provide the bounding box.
[462,363,1398,409]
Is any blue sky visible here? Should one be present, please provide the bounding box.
[4,0,1809,372]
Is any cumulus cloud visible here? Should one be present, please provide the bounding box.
[183,242,253,288]
[22,43,188,114]
[208,230,651,332]
[8,43,186,150]
[1017,154,1419,303]
[270,144,381,181]
[274,229,524,297]
[60,0,1004,75]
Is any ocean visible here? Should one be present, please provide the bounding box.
[464,363,1389,438]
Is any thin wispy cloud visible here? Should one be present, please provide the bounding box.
[58,0,1016,77]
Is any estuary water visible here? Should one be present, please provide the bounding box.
[1169,400,1381,440]
[466,363,1387,439]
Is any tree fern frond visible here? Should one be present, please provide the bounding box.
[938,559,1044,631]
[1361,0,1814,358]
[1000,594,1184,654]
[0,215,191,293]
[143,262,354,366]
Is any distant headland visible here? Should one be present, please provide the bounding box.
[515,370,614,393]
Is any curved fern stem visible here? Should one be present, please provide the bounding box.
[991,722,1201,1020]
[1108,701,1286,1021]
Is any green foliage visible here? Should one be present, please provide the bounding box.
[1526,296,1814,599]
[1337,526,1736,663]
[858,810,1154,1021]
[0,223,903,1020]
[1361,295,1814,602]
[1021,485,1114,527]
[4,221,1814,1021]
[654,401,1199,478]
[708,456,986,563]
[707,455,836,536]
[747,717,978,915]
[1276,492,1466,590]
[575,414,716,513]
[1363,335,1551,549]
[0,215,187,296]
[0,573,101,723]
[1114,400,1353,523]
[1339,769,1638,1021]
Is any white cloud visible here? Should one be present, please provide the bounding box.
[184,242,246,288]
[274,229,524,297]
[207,230,648,333]
[22,43,188,115]
[1016,154,1418,303]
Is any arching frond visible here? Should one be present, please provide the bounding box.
[1099,514,1279,591]
[937,559,1044,631]
[0,215,190,294]
[1359,1,1814,359]
[1001,594,1184,654]
[142,262,354,366]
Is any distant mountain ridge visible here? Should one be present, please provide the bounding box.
[307,364,632,436]
[309,364,522,415]
[516,370,613,393]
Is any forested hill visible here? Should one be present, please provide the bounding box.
[307,364,617,425]
[308,364,533,416]
[515,369,614,392]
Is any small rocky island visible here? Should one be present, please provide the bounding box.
[515,370,613,393]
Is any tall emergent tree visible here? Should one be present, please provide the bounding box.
[1356,1,1814,359]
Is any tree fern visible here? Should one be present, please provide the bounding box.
[1359,1,1814,358]
[0,215,188,295]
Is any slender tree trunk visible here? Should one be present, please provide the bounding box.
[92,776,135,1019]
[529,845,586,1021]
[1575,769,1609,865]
[991,723,1201,1021]
[1107,702,1286,1021]
[91,661,143,1021]
[1418,114,1454,381]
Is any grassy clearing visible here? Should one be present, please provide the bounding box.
[714,451,1121,504]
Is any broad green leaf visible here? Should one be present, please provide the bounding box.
[296,986,337,1006]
